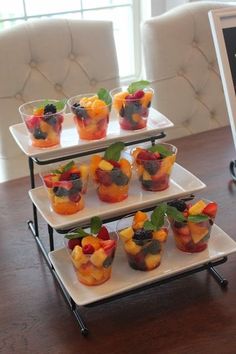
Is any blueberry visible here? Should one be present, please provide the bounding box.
[111,168,129,185]
[133,229,152,246]
[143,160,160,175]
[53,187,69,197]
[70,179,82,194]
[33,128,47,140]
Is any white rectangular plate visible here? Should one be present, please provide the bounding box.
[29,163,206,230]
[9,108,173,159]
[49,224,236,306]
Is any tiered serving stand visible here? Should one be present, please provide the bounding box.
[10,108,236,336]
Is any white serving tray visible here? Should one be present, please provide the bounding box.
[29,163,206,230]
[9,108,173,160]
[49,224,236,306]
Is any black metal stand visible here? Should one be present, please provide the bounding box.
[229,160,236,182]
[26,133,229,336]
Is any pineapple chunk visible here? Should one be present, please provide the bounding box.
[188,200,207,215]
[153,229,168,242]
[98,159,114,171]
[145,253,161,270]
[119,227,134,242]
[90,248,107,267]
[79,164,89,180]
[188,222,209,243]
[124,239,141,255]
[142,170,152,181]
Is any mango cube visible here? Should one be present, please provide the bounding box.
[90,248,107,267]
[188,200,207,215]
[124,239,141,255]
[145,253,161,270]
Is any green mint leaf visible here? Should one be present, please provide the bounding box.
[55,99,66,112]
[188,214,209,223]
[127,80,150,94]
[166,205,186,222]
[62,160,75,173]
[52,169,62,174]
[151,204,167,229]
[148,144,173,157]
[104,141,125,161]
[65,228,89,239]
[97,88,112,107]
[143,220,156,231]
[91,216,102,234]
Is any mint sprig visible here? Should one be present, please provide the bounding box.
[37,99,66,112]
[144,204,167,231]
[52,160,75,174]
[65,228,89,239]
[97,88,112,108]
[148,145,173,157]
[90,216,102,234]
[65,216,103,240]
[188,214,209,223]
[104,141,125,161]
[127,80,150,94]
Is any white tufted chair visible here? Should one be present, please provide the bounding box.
[0,18,119,181]
[142,1,235,141]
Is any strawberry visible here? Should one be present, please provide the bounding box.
[68,238,82,250]
[69,192,81,203]
[107,160,120,168]
[133,90,145,99]
[43,174,57,188]
[53,180,73,190]
[95,169,112,186]
[82,244,95,254]
[97,226,110,240]
[202,202,218,218]
[137,150,157,162]
[100,239,116,253]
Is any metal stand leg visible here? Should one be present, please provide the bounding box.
[229,160,236,182]
[48,224,54,251]
[208,265,228,288]
[28,157,39,236]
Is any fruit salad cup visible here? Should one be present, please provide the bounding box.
[19,99,66,148]
[41,160,89,215]
[90,142,132,203]
[111,83,154,130]
[132,143,177,191]
[168,199,218,253]
[68,91,111,140]
[65,219,118,286]
[117,210,169,271]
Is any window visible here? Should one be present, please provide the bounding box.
[0,0,146,81]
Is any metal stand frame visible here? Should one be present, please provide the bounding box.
[26,133,229,336]
[230,160,236,182]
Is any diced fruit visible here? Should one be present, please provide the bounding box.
[153,229,168,242]
[124,239,141,255]
[81,235,101,250]
[90,248,107,267]
[188,222,209,244]
[82,244,95,254]
[142,170,152,181]
[132,211,148,230]
[90,155,102,178]
[188,200,207,215]
[97,226,110,240]
[202,202,218,218]
[68,238,82,250]
[145,253,161,270]
[98,159,114,171]
[43,174,60,188]
[119,227,134,242]
[100,239,116,253]
[71,245,83,260]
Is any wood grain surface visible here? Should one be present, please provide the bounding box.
[1,126,236,354]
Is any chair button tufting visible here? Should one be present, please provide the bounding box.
[178,69,184,76]
[183,119,190,127]
[15,93,22,100]
[55,83,62,91]
[192,40,198,48]
[210,110,216,118]
[69,53,75,60]
[90,78,97,86]
[29,60,37,68]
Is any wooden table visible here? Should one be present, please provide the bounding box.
[1,126,236,354]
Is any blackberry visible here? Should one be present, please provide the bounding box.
[133,229,152,244]
[144,239,161,255]
[33,128,47,140]
[167,199,187,212]
[73,104,87,119]
[44,104,57,114]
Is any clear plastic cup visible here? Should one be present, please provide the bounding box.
[64,226,118,286]
[110,86,154,130]
[41,160,89,215]
[132,143,177,191]
[19,99,66,148]
[67,93,111,140]
[169,198,218,253]
[90,150,132,203]
[117,212,169,271]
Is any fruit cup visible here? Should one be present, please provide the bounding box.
[64,219,118,286]
[90,142,132,203]
[132,143,177,191]
[117,209,169,271]
[167,198,218,253]
[111,82,154,130]
[19,99,66,148]
[41,160,89,215]
[67,91,111,140]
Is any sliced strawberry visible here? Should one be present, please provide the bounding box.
[25,115,41,132]
[95,169,112,186]
[69,192,81,203]
[202,202,218,218]
[100,239,116,253]
[59,170,72,181]
[53,180,73,190]
[68,238,82,250]
[97,226,110,240]
[137,149,157,162]
[107,160,120,168]
[43,174,58,188]
[82,244,95,254]
[133,90,145,99]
